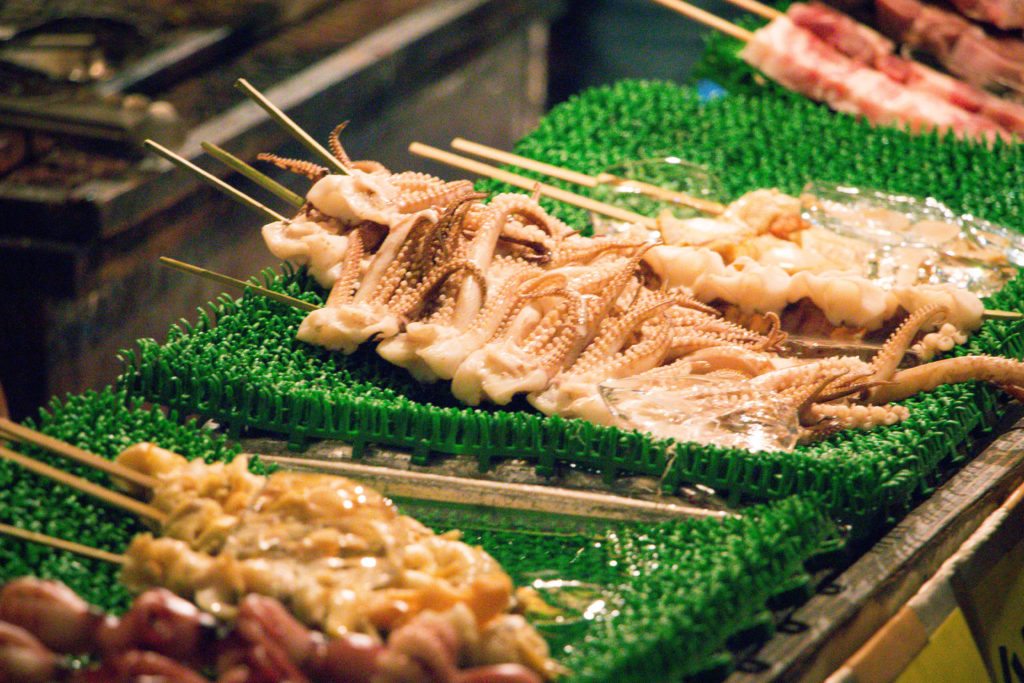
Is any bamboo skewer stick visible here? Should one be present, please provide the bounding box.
[201,142,305,209]
[159,257,319,312]
[415,143,1021,320]
[409,142,658,228]
[234,78,348,176]
[145,140,287,222]
[644,2,1023,321]
[451,138,599,187]
[0,523,125,565]
[451,137,726,215]
[0,445,166,524]
[0,418,157,490]
[983,309,1023,321]
[651,0,755,41]
[720,0,781,19]
[592,174,727,215]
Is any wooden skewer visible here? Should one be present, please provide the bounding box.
[451,138,599,187]
[145,140,287,222]
[159,257,319,312]
[409,142,658,228]
[234,78,348,176]
[0,418,157,490]
[451,137,726,215]
[0,522,125,565]
[421,143,1023,320]
[983,309,1023,321]
[652,0,754,41]
[720,0,781,20]
[201,141,305,209]
[592,173,726,215]
[0,445,166,524]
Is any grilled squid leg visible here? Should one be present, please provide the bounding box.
[869,356,1024,404]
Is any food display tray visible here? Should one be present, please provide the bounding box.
[0,389,835,682]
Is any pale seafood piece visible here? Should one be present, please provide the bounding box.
[642,244,984,333]
[912,322,968,361]
[788,271,895,329]
[262,219,350,288]
[699,258,795,315]
[297,301,404,354]
[115,453,553,677]
[641,244,727,291]
[527,377,618,426]
[296,211,441,353]
[720,188,805,237]
[452,338,553,406]
[656,215,750,247]
[306,170,401,226]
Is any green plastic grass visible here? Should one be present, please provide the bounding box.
[0,390,831,681]
[120,80,1024,532]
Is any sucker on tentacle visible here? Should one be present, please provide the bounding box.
[328,121,353,165]
[257,153,329,180]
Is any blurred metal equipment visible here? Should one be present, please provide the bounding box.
[0,0,564,418]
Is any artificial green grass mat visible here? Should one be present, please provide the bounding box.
[121,79,1024,533]
[0,389,831,681]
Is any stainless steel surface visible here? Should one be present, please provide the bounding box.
[259,453,732,524]
[728,406,1024,682]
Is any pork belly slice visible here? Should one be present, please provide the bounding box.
[740,15,1010,141]
[876,0,1024,93]
[948,0,1024,30]
[787,2,1024,134]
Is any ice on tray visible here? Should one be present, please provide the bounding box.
[599,375,800,453]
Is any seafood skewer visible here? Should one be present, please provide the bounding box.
[0,427,561,680]
[249,126,1024,444]
[144,82,1024,449]
[0,576,544,683]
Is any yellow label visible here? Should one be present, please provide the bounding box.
[958,535,1024,683]
[895,608,990,683]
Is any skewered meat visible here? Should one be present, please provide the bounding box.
[97,588,216,665]
[77,651,211,683]
[788,2,1024,132]
[947,0,1024,29]
[789,1,895,61]
[739,15,1012,141]
[0,622,58,683]
[0,578,550,682]
[114,450,559,679]
[0,578,103,654]
[875,0,1024,93]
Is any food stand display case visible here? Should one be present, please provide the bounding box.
[2,3,1024,681]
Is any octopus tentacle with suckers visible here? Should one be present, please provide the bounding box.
[259,129,1024,448]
